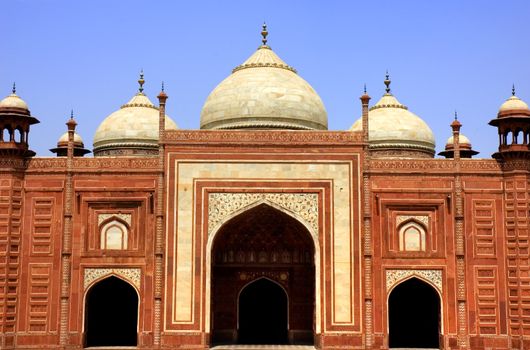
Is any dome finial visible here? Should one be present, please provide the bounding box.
[384,70,391,94]
[512,84,516,96]
[70,109,74,119]
[363,83,367,94]
[12,82,16,94]
[138,70,145,93]
[161,81,165,92]
[454,110,458,120]
[261,22,268,46]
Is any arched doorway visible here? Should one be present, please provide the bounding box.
[388,277,440,348]
[211,203,315,345]
[238,278,288,344]
[84,276,138,347]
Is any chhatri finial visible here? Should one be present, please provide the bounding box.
[12,82,16,94]
[138,70,145,93]
[161,81,165,92]
[454,110,458,120]
[363,83,367,94]
[512,84,516,96]
[384,70,391,94]
[70,109,74,119]
[261,22,268,46]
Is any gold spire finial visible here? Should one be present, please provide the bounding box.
[12,82,16,94]
[138,70,145,93]
[261,22,268,46]
[384,71,391,94]
[512,84,516,96]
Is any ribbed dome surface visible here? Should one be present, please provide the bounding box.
[200,38,327,130]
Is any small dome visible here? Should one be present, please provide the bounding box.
[498,94,529,114]
[58,131,84,146]
[439,130,479,158]
[51,122,91,157]
[200,25,327,130]
[350,77,435,158]
[446,134,471,146]
[93,75,178,157]
[0,84,29,110]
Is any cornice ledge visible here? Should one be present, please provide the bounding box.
[163,130,363,145]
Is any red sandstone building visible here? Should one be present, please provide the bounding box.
[1,27,529,350]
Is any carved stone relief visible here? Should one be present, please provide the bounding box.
[84,268,141,290]
[208,193,318,235]
[386,269,442,293]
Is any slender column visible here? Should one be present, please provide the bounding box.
[360,89,373,349]
[59,115,77,347]
[451,117,468,349]
[154,87,167,347]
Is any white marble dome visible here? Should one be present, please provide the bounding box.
[350,83,435,157]
[93,86,178,156]
[200,29,327,130]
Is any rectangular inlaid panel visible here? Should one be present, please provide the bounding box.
[30,198,55,255]
[472,200,496,258]
[27,264,51,332]
[166,158,360,328]
[474,267,499,335]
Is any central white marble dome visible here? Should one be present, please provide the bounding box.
[200,26,327,130]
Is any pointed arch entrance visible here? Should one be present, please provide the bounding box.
[84,276,138,347]
[211,203,315,345]
[388,277,440,348]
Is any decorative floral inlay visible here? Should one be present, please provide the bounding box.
[98,213,132,226]
[396,215,429,227]
[208,193,318,236]
[84,268,141,290]
[386,269,442,293]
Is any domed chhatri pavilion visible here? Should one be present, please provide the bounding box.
[1,26,530,350]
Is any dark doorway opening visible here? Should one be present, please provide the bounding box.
[388,277,440,348]
[238,278,288,344]
[85,276,138,347]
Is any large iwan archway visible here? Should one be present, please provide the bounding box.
[388,277,440,348]
[84,276,138,347]
[211,203,315,345]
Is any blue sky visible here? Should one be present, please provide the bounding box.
[1,0,529,157]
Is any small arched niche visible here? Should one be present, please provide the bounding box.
[398,220,427,252]
[100,218,129,250]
